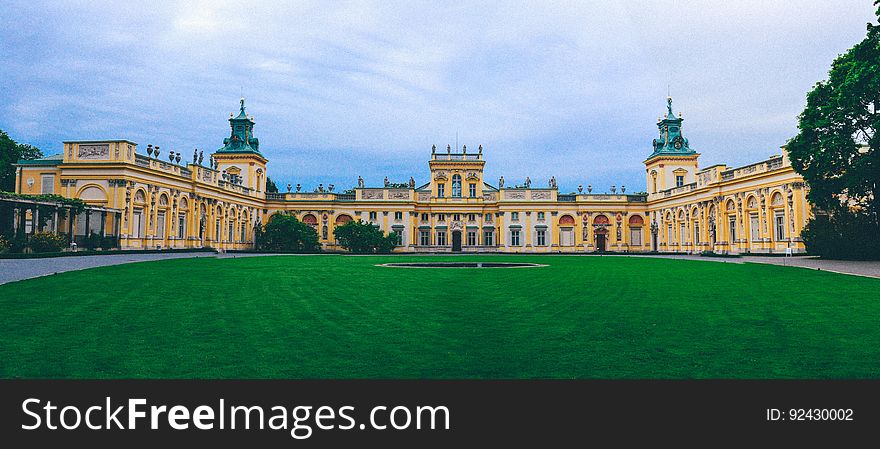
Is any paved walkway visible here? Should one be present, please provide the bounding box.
[627,254,880,278]
[740,256,880,279]
[2,252,878,285]
[0,252,222,285]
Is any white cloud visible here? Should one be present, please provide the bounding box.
[0,0,877,191]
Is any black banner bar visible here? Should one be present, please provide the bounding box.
[1,380,876,445]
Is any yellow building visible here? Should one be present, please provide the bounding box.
[14,97,810,254]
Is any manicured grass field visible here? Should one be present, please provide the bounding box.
[1,255,879,379]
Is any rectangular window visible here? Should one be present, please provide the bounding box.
[750,214,760,241]
[228,222,234,241]
[437,184,445,197]
[483,230,494,246]
[485,213,492,222]
[511,212,519,221]
[536,229,546,246]
[419,230,430,246]
[132,210,143,238]
[157,212,166,239]
[178,214,186,239]
[369,211,377,221]
[421,213,429,222]
[438,214,445,222]
[469,183,477,197]
[437,231,447,246]
[676,175,684,187]
[728,217,736,242]
[775,212,785,240]
[468,214,475,222]
[41,174,55,194]
[467,231,477,246]
[394,211,403,221]
[510,229,520,246]
[453,213,460,222]
[215,220,221,241]
[537,212,545,221]
[694,225,700,245]
[630,227,642,246]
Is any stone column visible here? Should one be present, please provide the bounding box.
[83,210,90,245]
[67,207,74,243]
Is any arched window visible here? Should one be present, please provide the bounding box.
[302,214,318,228]
[451,174,462,198]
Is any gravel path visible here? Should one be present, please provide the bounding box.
[2,252,878,285]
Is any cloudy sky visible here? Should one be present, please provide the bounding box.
[1,1,877,192]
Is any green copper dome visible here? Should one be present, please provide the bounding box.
[647,97,696,159]
[216,98,261,155]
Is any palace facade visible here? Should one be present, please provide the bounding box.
[13,97,810,254]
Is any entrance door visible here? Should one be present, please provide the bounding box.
[596,232,607,252]
[452,230,462,252]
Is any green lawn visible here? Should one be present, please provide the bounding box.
[1,255,879,379]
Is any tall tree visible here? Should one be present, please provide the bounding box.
[787,3,879,218]
[0,130,44,192]
[786,2,880,259]
[265,176,279,193]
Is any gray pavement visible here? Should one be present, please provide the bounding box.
[627,254,880,279]
[740,255,880,279]
[0,252,220,285]
[1,252,878,285]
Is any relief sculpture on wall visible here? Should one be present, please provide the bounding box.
[78,144,110,160]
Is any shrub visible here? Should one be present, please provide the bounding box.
[257,213,320,253]
[0,235,9,253]
[29,231,68,253]
[333,219,399,254]
[84,232,102,249]
[801,213,880,260]
[100,235,118,249]
[10,232,28,253]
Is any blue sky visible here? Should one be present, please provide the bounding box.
[1,1,877,193]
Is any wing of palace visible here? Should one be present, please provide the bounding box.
[12,97,810,254]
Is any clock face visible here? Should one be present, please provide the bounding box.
[673,136,683,149]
